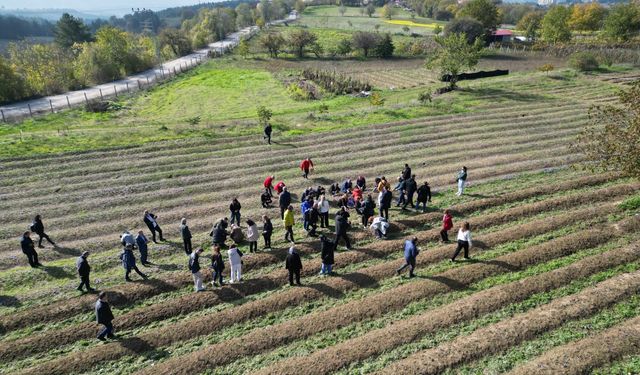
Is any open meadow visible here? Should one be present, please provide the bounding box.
[1,4,640,375]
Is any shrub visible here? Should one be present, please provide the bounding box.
[569,52,599,71]
[370,92,385,106]
[619,195,640,211]
[257,105,273,126]
[418,91,432,104]
[186,116,201,125]
[538,64,554,75]
[444,17,485,44]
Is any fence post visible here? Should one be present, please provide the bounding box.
[154,72,158,81]
[114,85,117,97]
[161,68,165,78]
[28,104,33,117]
[146,76,150,85]
[49,99,54,113]
[66,96,71,108]
[0,109,5,123]
[137,80,141,90]
[84,92,89,104]
[99,89,103,100]
[173,66,177,75]
[126,82,130,92]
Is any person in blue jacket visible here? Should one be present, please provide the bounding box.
[301,197,313,232]
[396,237,419,278]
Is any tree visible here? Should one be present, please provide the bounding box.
[159,28,192,58]
[260,32,285,57]
[537,64,554,76]
[257,105,273,126]
[8,42,75,96]
[444,17,485,44]
[426,32,483,88]
[352,31,380,57]
[573,82,640,178]
[295,0,306,14]
[0,56,26,103]
[237,38,250,58]
[601,3,640,43]
[54,13,92,49]
[335,38,352,56]
[235,3,254,28]
[568,3,606,33]
[366,2,376,18]
[541,6,572,44]
[376,33,394,58]
[339,5,347,16]
[287,29,317,58]
[457,0,500,34]
[381,4,397,20]
[517,11,543,42]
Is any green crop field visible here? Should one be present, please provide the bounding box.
[1,5,640,375]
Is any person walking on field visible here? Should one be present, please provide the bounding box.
[441,209,453,243]
[228,244,243,283]
[121,231,135,248]
[402,163,412,181]
[334,207,352,250]
[189,248,206,292]
[451,222,473,261]
[143,210,164,243]
[300,157,314,179]
[286,246,303,286]
[318,194,330,228]
[76,251,94,292]
[396,237,419,278]
[136,230,150,266]
[379,187,392,220]
[120,244,147,282]
[262,215,273,250]
[229,198,242,226]
[264,175,275,197]
[279,186,292,219]
[264,122,272,144]
[246,219,259,253]
[31,214,56,248]
[283,205,295,243]
[95,292,115,341]
[456,166,468,196]
[180,218,192,256]
[211,245,225,286]
[402,174,418,210]
[393,177,406,207]
[416,181,432,213]
[360,194,376,228]
[20,231,41,268]
[319,235,335,275]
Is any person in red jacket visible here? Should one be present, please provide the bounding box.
[275,181,286,195]
[300,157,314,179]
[264,175,275,197]
[441,209,453,242]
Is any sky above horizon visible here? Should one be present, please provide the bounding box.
[0,0,218,14]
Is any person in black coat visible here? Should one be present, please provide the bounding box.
[262,215,273,250]
[264,123,272,144]
[279,187,292,219]
[210,245,225,286]
[320,235,335,275]
[380,188,392,220]
[20,231,41,268]
[360,195,376,228]
[95,291,115,341]
[210,218,229,248]
[402,164,412,181]
[31,214,55,248]
[76,251,94,292]
[416,181,432,212]
[402,175,418,210]
[229,198,242,226]
[261,189,272,208]
[285,246,303,286]
[180,218,192,256]
[334,207,352,250]
[307,204,320,236]
[143,210,164,243]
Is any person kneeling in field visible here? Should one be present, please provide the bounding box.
[369,216,390,239]
[396,237,419,278]
[189,248,206,292]
[261,188,273,208]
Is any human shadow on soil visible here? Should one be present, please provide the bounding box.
[0,295,21,308]
[271,141,298,148]
[51,246,82,257]
[304,282,346,299]
[312,176,335,185]
[42,265,74,279]
[337,272,380,290]
[465,258,519,272]
[116,337,165,358]
[423,275,468,291]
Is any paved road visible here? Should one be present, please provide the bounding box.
[0,13,296,123]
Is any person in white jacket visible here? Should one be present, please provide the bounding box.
[451,222,472,261]
[369,216,390,239]
[228,245,243,283]
[317,195,330,228]
[246,219,259,253]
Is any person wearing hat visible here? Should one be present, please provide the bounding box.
[120,243,147,282]
[76,251,94,292]
[285,246,303,286]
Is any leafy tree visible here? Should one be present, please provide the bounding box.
[257,105,273,126]
[601,3,640,42]
[366,2,376,18]
[8,42,75,96]
[573,82,640,178]
[499,3,537,25]
[159,28,192,58]
[541,6,572,44]
[457,0,500,34]
[287,29,317,58]
[260,32,285,57]
[402,26,410,33]
[433,24,443,35]
[237,38,250,58]
[54,13,92,49]
[0,56,26,103]
[295,0,306,14]
[426,32,483,88]
[376,33,394,58]
[235,3,254,28]
[381,4,397,20]
[568,3,606,33]
[352,31,380,57]
[517,11,544,42]
[568,52,599,72]
[339,5,347,16]
[444,17,484,44]
[537,63,554,76]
